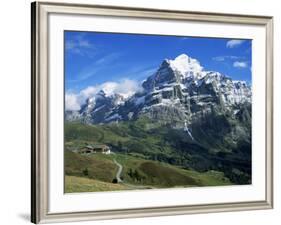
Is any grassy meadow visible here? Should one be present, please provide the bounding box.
[64,120,234,193]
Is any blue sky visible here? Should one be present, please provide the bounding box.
[65,31,252,93]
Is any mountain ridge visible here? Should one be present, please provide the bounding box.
[66,53,251,127]
[65,53,252,185]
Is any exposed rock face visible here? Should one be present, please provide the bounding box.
[65,53,252,184]
[65,53,251,128]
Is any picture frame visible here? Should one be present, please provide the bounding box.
[31,1,273,223]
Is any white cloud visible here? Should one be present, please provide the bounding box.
[95,53,120,65]
[93,79,143,99]
[80,86,98,98]
[226,40,245,48]
[68,53,122,83]
[135,67,157,80]
[106,79,143,98]
[65,79,143,111]
[212,55,240,61]
[212,56,225,62]
[65,93,81,111]
[233,61,248,68]
[65,34,95,56]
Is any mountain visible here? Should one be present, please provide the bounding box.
[66,53,251,127]
[65,53,252,184]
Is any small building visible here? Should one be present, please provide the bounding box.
[79,144,111,155]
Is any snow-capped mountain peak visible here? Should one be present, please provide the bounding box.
[169,54,203,79]
[66,53,251,125]
[142,54,205,91]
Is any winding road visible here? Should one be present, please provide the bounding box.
[113,159,123,183]
[112,158,154,189]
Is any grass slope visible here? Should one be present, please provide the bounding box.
[65,150,232,192]
[65,150,117,183]
[65,118,251,185]
[65,176,128,193]
[112,153,231,187]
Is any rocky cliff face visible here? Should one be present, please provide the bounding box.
[65,53,252,183]
[65,53,251,129]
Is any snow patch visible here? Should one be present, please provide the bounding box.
[169,54,203,79]
[93,105,105,113]
[184,120,194,140]
[105,113,122,121]
[134,96,146,105]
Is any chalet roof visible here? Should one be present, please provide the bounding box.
[85,144,109,149]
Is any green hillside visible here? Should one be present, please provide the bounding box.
[65,176,129,193]
[65,117,251,186]
[65,148,232,193]
[65,150,117,183]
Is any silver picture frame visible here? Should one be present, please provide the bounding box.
[31,1,274,223]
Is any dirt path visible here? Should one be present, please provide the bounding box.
[113,159,123,183]
[112,158,154,190]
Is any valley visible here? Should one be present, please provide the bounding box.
[64,119,249,192]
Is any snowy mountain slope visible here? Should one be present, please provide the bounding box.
[65,53,251,126]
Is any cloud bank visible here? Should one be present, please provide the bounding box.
[65,79,143,111]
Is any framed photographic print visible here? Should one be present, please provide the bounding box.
[31,1,273,223]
